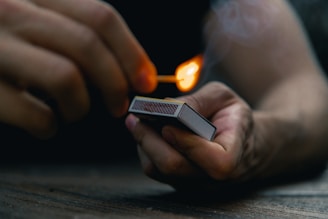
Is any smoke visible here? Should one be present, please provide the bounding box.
[198,0,328,87]
[209,0,278,45]
[198,0,280,86]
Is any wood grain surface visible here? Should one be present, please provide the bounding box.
[1,161,328,219]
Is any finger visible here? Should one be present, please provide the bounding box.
[0,80,56,139]
[137,145,154,175]
[176,81,241,118]
[0,33,90,122]
[125,113,197,177]
[137,145,205,187]
[136,145,164,181]
[161,125,240,180]
[29,0,157,99]
[5,0,131,117]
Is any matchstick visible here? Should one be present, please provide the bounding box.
[156,75,178,83]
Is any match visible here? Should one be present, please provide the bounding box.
[157,75,180,83]
[156,54,203,92]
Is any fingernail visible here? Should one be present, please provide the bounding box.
[162,127,177,146]
[125,114,139,131]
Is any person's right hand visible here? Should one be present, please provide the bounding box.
[0,0,157,139]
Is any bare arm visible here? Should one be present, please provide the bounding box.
[125,0,328,190]
[204,0,328,177]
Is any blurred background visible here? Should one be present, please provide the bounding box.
[290,0,328,73]
[0,0,327,164]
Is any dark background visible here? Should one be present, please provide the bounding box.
[1,1,327,164]
[289,0,328,73]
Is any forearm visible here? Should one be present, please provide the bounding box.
[204,0,328,178]
[253,71,328,178]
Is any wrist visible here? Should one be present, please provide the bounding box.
[251,111,305,179]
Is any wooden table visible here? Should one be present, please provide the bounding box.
[1,160,328,219]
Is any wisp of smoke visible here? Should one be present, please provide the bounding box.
[199,0,328,88]
[199,0,279,86]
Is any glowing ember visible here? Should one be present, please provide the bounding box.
[157,54,203,92]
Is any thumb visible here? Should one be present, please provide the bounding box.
[177,81,239,118]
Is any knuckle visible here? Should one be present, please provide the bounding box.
[89,3,120,30]
[209,156,238,180]
[111,80,128,95]
[26,107,56,139]
[183,95,202,110]
[46,59,90,121]
[142,162,156,177]
[159,156,185,176]
[132,122,148,147]
[47,59,82,92]
[105,80,128,109]
[210,80,227,89]
[74,26,99,54]
[111,81,127,95]
[209,81,232,95]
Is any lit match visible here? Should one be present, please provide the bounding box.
[157,54,203,92]
[157,75,178,83]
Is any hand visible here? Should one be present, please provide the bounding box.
[125,82,262,191]
[0,0,157,138]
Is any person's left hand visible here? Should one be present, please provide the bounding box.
[125,81,263,190]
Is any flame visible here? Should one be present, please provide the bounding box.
[175,54,203,92]
[156,54,203,92]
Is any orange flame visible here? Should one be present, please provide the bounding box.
[157,54,203,92]
[175,54,203,92]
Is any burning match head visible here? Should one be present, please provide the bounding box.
[175,54,203,92]
[157,54,203,92]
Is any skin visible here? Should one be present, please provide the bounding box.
[0,0,157,139]
[125,0,328,191]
